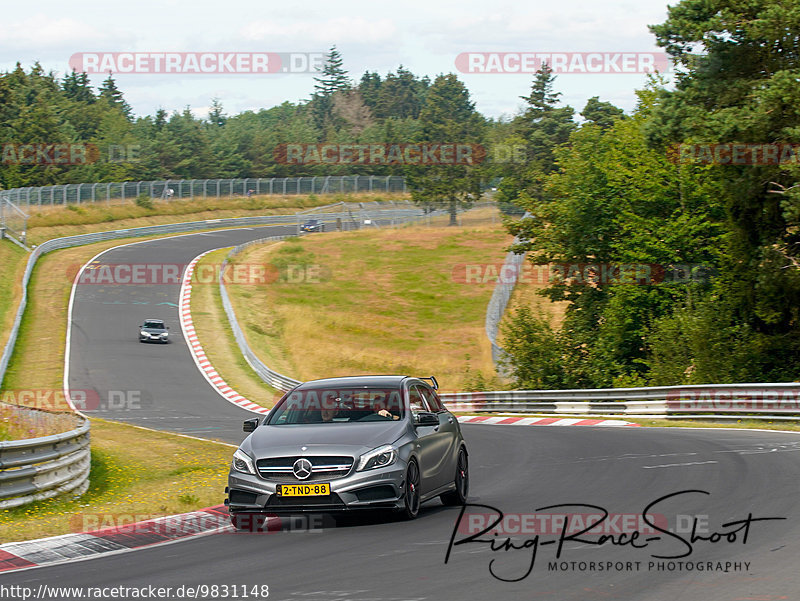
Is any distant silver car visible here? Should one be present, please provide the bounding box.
[138,319,169,343]
[225,375,468,525]
[300,218,324,232]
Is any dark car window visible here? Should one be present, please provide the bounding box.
[408,385,431,413]
[143,321,164,329]
[267,387,405,424]
[419,386,442,412]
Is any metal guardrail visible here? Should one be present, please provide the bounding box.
[485,212,530,367]
[220,236,303,392]
[2,175,408,208]
[211,209,800,422]
[0,408,90,509]
[438,383,800,420]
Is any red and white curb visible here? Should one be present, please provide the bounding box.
[179,251,269,415]
[0,506,232,573]
[457,415,640,427]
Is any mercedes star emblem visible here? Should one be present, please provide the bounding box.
[293,458,312,480]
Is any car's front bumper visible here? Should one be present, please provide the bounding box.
[139,334,168,343]
[226,463,406,513]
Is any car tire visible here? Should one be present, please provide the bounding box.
[399,460,420,520]
[440,448,468,506]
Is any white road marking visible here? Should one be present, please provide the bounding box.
[642,460,718,469]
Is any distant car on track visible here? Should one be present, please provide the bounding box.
[226,375,468,527]
[300,218,324,232]
[139,319,170,343]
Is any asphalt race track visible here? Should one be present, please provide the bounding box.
[4,226,800,600]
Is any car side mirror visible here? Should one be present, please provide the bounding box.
[243,418,259,432]
[415,412,438,426]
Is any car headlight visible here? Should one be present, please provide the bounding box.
[140,330,147,336]
[232,449,256,475]
[161,332,168,337]
[357,445,397,471]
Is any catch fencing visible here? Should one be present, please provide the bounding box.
[0,195,29,248]
[2,175,407,208]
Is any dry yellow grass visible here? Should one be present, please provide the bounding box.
[503,266,569,331]
[0,242,28,357]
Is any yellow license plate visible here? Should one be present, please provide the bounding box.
[277,483,331,497]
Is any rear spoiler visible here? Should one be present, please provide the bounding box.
[419,375,439,390]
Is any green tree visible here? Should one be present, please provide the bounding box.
[98,73,132,119]
[310,46,351,130]
[580,96,624,130]
[407,74,485,225]
[495,64,575,214]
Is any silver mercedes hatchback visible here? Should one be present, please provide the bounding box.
[225,375,468,526]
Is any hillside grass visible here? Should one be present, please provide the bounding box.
[225,211,512,391]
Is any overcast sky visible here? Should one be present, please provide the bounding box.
[1,0,676,121]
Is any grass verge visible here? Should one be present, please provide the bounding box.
[0,418,233,543]
[625,417,800,431]
[0,242,28,355]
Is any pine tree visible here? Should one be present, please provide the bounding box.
[62,70,95,103]
[312,46,350,97]
[408,74,485,225]
[310,46,350,129]
[99,72,132,118]
[208,98,226,127]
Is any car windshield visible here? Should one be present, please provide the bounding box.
[143,321,164,329]
[267,388,405,424]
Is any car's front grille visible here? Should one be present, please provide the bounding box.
[256,456,354,482]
